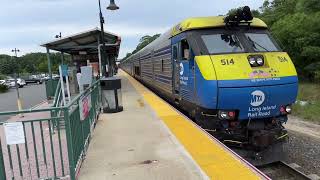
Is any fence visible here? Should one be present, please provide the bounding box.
[0,79,101,180]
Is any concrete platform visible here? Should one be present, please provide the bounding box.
[78,71,268,180]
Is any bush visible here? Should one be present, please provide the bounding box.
[0,84,9,93]
[0,74,6,80]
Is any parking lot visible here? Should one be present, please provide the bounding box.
[0,84,46,122]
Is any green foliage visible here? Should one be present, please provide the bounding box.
[0,74,6,79]
[0,55,17,75]
[0,52,71,75]
[227,7,261,17]
[123,34,161,60]
[0,84,9,93]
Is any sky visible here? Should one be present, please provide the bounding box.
[0,0,265,58]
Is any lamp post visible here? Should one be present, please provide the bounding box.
[98,0,123,113]
[11,48,23,112]
[55,32,62,39]
[55,32,65,64]
[98,0,119,77]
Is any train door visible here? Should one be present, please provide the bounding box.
[179,39,195,102]
[172,43,180,94]
[172,37,195,102]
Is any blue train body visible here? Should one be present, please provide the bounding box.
[120,16,298,149]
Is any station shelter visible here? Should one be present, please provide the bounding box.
[41,28,121,99]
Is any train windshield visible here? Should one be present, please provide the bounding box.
[201,34,244,54]
[245,33,279,52]
[195,29,281,55]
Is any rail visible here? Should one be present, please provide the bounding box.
[257,161,312,180]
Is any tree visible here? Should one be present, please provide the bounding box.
[123,34,161,60]
[0,52,71,75]
[0,55,16,75]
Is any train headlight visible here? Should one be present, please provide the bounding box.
[219,111,228,119]
[249,57,256,66]
[256,57,264,66]
[218,110,236,120]
[248,55,264,67]
[285,105,292,114]
[280,105,292,115]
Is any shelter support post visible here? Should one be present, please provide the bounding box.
[61,52,65,64]
[46,47,52,80]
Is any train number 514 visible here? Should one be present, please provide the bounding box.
[221,59,235,65]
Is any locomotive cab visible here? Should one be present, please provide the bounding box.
[171,14,298,149]
[121,7,298,150]
[193,27,297,148]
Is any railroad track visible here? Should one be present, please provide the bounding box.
[257,161,319,180]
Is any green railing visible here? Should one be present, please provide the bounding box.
[0,79,101,180]
[65,80,101,179]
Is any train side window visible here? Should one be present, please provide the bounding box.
[161,59,164,72]
[181,39,190,60]
[134,66,140,76]
[173,46,178,60]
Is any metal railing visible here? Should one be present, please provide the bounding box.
[0,79,101,180]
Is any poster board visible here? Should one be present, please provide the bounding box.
[4,122,25,145]
[79,93,92,121]
[80,66,93,85]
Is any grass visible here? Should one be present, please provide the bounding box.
[292,82,320,124]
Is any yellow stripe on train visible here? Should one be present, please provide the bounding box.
[195,52,297,81]
[172,17,267,37]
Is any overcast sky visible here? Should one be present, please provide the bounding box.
[0,0,264,58]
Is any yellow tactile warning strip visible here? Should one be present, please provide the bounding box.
[122,71,269,180]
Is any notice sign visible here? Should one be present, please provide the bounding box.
[61,65,69,77]
[4,122,25,145]
[79,94,92,121]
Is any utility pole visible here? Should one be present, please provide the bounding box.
[11,48,23,112]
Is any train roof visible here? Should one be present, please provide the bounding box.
[121,16,268,64]
[171,16,268,36]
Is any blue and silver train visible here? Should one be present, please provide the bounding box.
[120,7,298,149]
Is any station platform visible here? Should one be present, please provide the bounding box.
[78,71,268,180]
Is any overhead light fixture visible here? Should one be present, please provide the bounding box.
[107,0,119,10]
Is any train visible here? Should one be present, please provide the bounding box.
[120,7,298,150]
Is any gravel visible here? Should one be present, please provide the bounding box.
[283,130,320,176]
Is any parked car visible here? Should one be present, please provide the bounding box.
[52,74,60,80]
[6,78,26,88]
[25,75,43,84]
[0,80,5,85]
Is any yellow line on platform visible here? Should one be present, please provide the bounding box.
[122,71,265,180]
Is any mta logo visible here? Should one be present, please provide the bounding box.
[179,63,184,75]
[250,90,265,107]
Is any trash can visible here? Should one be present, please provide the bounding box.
[100,77,123,113]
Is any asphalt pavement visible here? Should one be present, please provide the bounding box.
[0,84,46,122]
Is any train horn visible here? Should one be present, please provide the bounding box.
[224,6,253,24]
